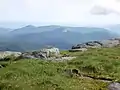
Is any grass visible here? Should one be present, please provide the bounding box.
[1,47,120,90]
[67,47,120,81]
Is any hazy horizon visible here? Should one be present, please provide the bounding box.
[0,22,120,29]
[0,0,120,29]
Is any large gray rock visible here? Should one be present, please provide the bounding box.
[21,47,60,59]
[72,41,103,50]
[69,48,87,52]
[40,47,60,57]
[0,51,22,60]
[72,38,120,50]
[108,82,120,90]
[21,51,47,59]
[101,39,120,48]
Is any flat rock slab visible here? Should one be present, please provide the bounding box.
[108,82,120,90]
[69,48,87,52]
[47,56,76,61]
[0,51,21,59]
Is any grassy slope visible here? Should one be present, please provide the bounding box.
[1,47,120,90]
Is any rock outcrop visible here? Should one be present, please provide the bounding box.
[69,48,87,52]
[101,39,120,48]
[0,51,22,60]
[20,47,60,59]
[21,51,48,59]
[71,38,120,51]
[72,41,103,50]
[108,82,120,90]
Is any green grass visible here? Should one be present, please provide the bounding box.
[0,60,107,90]
[67,47,120,81]
[1,47,120,90]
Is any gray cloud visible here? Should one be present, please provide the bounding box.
[90,6,120,15]
[116,0,120,2]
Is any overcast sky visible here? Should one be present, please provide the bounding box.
[0,0,120,27]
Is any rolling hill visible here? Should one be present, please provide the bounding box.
[0,25,119,51]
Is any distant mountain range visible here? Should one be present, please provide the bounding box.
[0,25,119,51]
[105,24,120,34]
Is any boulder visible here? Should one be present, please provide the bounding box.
[21,51,47,59]
[71,41,102,51]
[101,39,120,48]
[108,82,120,90]
[40,47,60,57]
[71,38,120,50]
[20,47,60,59]
[64,69,79,77]
[0,51,22,60]
[85,41,102,48]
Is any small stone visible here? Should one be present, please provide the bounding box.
[108,82,120,90]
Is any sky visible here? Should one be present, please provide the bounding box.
[0,0,120,28]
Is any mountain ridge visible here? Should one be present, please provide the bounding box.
[0,25,119,51]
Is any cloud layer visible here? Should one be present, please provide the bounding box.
[90,5,120,15]
[0,0,120,25]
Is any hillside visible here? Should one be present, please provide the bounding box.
[10,25,111,34]
[0,25,119,51]
[0,28,11,35]
[106,24,120,34]
[1,47,120,89]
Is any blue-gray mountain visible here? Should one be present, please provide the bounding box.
[106,24,120,34]
[0,25,119,51]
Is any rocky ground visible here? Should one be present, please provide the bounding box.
[1,38,120,62]
[71,38,120,50]
[1,44,120,89]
